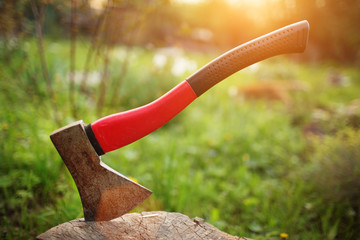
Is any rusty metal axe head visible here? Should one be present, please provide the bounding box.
[50,21,309,222]
[50,120,151,221]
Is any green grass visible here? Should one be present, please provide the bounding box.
[1,38,360,239]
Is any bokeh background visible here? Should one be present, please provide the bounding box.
[1,0,360,239]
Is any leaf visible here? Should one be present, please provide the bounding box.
[242,197,259,207]
[249,221,263,233]
[210,208,220,222]
[0,176,13,188]
[327,220,339,240]
[16,189,33,200]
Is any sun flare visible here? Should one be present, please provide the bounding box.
[172,0,279,6]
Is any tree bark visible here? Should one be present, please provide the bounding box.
[37,211,249,240]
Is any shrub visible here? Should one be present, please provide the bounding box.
[306,128,360,205]
[303,128,360,239]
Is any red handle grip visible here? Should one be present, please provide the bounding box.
[91,81,197,153]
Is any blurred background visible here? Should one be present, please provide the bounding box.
[1,0,360,239]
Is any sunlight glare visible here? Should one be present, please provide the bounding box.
[90,0,106,10]
[172,0,278,6]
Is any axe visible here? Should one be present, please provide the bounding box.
[51,21,309,221]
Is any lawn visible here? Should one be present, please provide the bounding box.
[1,38,360,239]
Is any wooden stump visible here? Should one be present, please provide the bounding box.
[37,211,248,240]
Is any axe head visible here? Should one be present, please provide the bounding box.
[50,120,152,221]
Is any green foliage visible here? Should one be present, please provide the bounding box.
[0,44,61,239]
[305,128,360,216]
[1,35,360,240]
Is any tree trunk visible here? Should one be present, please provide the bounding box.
[37,211,249,240]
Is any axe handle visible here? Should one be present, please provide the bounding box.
[88,20,309,155]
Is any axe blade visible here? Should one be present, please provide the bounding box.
[50,120,152,221]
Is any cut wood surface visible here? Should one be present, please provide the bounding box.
[37,211,249,240]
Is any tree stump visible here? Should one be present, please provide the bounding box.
[37,211,249,240]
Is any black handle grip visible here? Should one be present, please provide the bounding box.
[186,20,309,96]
